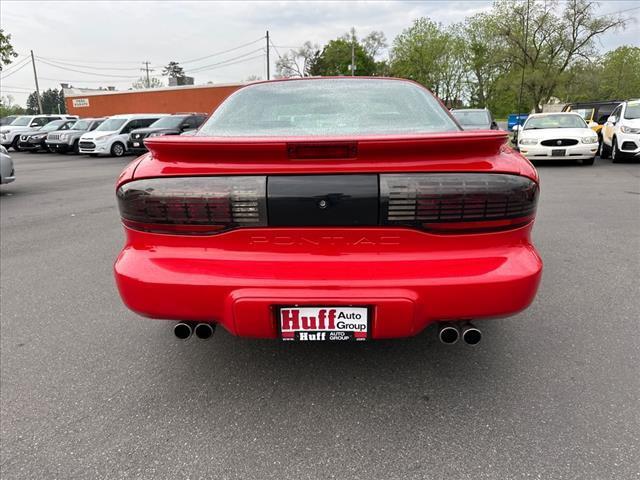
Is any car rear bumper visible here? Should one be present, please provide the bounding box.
[114,226,543,339]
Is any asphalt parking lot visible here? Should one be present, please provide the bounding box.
[1,151,639,479]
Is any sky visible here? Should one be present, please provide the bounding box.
[1,0,639,106]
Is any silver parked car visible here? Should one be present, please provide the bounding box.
[46,117,106,154]
[1,145,16,184]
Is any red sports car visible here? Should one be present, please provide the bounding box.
[114,78,542,345]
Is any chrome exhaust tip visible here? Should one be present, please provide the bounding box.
[438,323,460,344]
[173,322,193,340]
[194,323,215,340]
[461,322,482,345]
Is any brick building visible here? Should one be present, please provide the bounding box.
[63,83,244,117]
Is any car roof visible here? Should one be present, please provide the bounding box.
[527,112,583,117]
[566,100,622,106]
[106,113,170,119]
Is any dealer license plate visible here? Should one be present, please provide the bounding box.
[551,149,566,156]
[279,306,369,341]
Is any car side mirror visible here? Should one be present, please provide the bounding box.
[608,116,617,124]
[512,125,522,132]
[491,121,498,130]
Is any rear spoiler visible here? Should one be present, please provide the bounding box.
[144,131,509,164]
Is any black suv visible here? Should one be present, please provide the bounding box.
[127,113,207,154]
[18,119,77,152]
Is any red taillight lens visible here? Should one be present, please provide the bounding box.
[117,176,267,234]
[380,173,538,233]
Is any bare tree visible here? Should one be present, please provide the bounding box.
[275,42,320,78]
[490,0,627,111]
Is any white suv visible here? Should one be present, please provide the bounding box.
[0,115,78,151]
[601,100,640,162]
[78,114,168,157]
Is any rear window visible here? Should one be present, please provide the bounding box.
[451,110,490,126]
[524,114,587,130]
[197,79,459,137]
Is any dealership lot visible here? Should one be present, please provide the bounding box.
[1,152,639,478]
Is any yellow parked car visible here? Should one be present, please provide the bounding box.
[562,101,622,152]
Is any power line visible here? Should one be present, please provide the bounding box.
[0,59,31,79]
[0,85,33,91]
[1,56,30,74]
[185,48,265,74]
[269,39,284,60]
[0,89,35,95]
[35,58,140,78]
[35,56,142,71]
[177,37,265,65]
[596,5,640,17]
[23,54,141,65]
[186,54,265,75]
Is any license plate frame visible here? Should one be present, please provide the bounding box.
[277,305,370,342]
[551,149,566,156]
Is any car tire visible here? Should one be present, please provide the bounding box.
[110,142,125,157]
[73,140,80,154]
[600,139,611,159]
[611,137,624,163]
[582,157,595,166]
[11,137,21,152]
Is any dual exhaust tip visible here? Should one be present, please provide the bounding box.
[438,322,482,345]
[175,321,480,344]
[174,322,215,340]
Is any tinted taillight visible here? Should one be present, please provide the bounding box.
[380,173,538,233]
[117,176,267,234]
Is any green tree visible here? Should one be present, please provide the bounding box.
[0,29,18,70]
[487,0,626,112]
[597,46,640,100]
[24,89,66,114]
[162,61,185,80]
[311,29,377,76]
[26,92,40,114]
[390,18,466,105]
[0,95,26,117]
[42,88,65,114]
[464,13,509,108]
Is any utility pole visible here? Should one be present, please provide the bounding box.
[266,31,270,80]
[514,0,530,145]
[350,28,356,76]
[30,50,43,114]
[141,61,153,88]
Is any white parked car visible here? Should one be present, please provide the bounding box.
[516,112,599,166]
[1,145,15,184]
[600,99,640,163]
[0,114,78,151]
[78,114,168,157]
